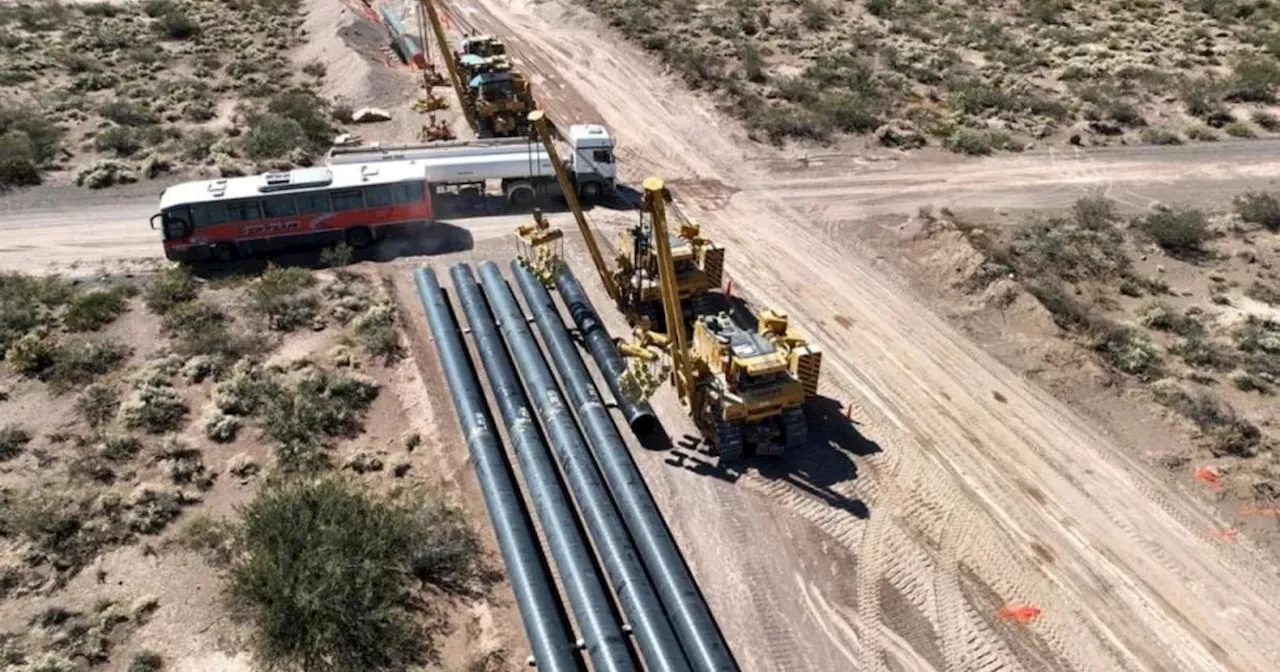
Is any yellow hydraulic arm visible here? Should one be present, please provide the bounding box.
[420,0,476,132]
[528,110,619,303]
[643,177,700,415]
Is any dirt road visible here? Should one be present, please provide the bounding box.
[434,0,1280,670]
[5,2,1280,669]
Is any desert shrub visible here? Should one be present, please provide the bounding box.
[0,104,63,189]
[0,425,31,461]
[99,435,143,461]
[1247,281,1280,305]
[1227,55,1280,103]
[128,650,164,672]
[248,266,319,331]
[1169,337,1237,370]
[212,360,279,416]
[118,383,188,434]
[1252,110,1280,131]
[6,492,132,580]
[406,500,484,591]
[8,334,129,388]
[1133,207,1211,257]
[260,369,379,473]
[94,125,143,157]
[63,287,129,332]
[301,61,327,78]
[240,115,306,159]
[1224,121,1256,138]
[0,132,41,189]
[143,265,198,314]
[99,100,157,127]
[0,273,72,351]
[181,128,219,160]
[225,478,479,671]
[161,300,263,358]
[76,383,121,429]
[5,331,57,375]
[1094,326,1163,378]
[1006,217,1129,282]
[1234,190,1280,231]
[942,128,1025,154]
[1072,195,1118,230]
[266,89,332,146]
[319,243,353,269]
[202,407,241,443]
[1139,127,1183,145]
[351,304,402,363]
[1232,372,1272,394]
[1186,125,1219,142]
[1138,301,1203,337]
[157,438,208,486]
[154,9,199,40]
[1154,388,1263,457]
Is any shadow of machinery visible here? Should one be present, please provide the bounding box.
[429,186,640,220]
[639,394,877,521]
[184,220,475,279]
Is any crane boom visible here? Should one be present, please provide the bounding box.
[642,177,698,413]
[528,110,618,302]
[420,0,476,132]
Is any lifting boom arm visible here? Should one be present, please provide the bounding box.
[528,110,619,303]
[643,177,699,414]
[420,0,477,132]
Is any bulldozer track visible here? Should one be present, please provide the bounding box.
[721,490,808,672]
[854,509,893,672]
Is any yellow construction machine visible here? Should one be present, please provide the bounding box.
[620,178,822,462]
[518,111,725,336]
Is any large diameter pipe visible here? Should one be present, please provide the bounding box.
[476,262,691,672]
[451,264,639,672]
[514,262,739,672]
[412,268,578,672]
[552,266,658,437]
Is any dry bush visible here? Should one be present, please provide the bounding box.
[0,103,63,190]
[1234,190,1280,231]
[248,266,319,331]
[351,304,403,364]
[1153,387,1264,457]
[118,382,188,434]
[76,383,121,429]
[1094,326,1164,379]
[0,425,31,462]
[223,478,481,672]
[1132,207,1212,258]
[1139,301,1204,337]
[1247,281,1280,305]
[1140,127,1183,145]
[260,368,379,473]
[143,265,198,314]
[63,287,130,332]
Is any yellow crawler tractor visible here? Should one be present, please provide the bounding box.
[616,188,725,335]
[624,177,822,462]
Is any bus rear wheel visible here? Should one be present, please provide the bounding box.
[345,227,373,250]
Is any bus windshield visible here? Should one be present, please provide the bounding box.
[156,207,190,241]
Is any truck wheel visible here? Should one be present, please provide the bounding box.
[346,227,373,250]
[506,184,536,208]
[580,181,602,201]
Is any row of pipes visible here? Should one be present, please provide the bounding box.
[415,260,738,672]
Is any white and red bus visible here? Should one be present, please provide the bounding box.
[151,161,431,263]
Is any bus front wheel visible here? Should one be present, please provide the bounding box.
[211,243,239,264]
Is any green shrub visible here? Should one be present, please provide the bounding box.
[1186,125,1219,142]
[351,304,402,364]
[248,266,318,331]
[76,383,120,429]
[1169,337,1237,370]
[94,126,142,157]
[1094,326,1163,378]
[1133,207,1211,257]
[241,115,307,159]
[1154,388,1263,457]
[128,650,164,672]
[943,128,994,155]
[0,104,63,188]
[266,90,333,146]
[1072,195,1118,230]
[1140,127,1183,145]
[99,100,158,127]
[225,479,480,671]
[0,132,41,189]
[260,369,379,473]
[64,287,129,332]
[1246,281,1280,305]
[155,10,200,40]
[143,265,198,314]
[1252,110,1280,131]
[1224,121,1257,138]
[1234,190,1280,231]
[0,425,31,461]
[119,382,189,434]
[1139,301,1204,337]
[1227,55,1280,103]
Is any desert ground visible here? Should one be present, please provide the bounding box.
[4,0,1280,671]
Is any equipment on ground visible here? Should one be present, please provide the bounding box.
[329,118,617,207]
[619,178,822,462]
[413,94,449,112]
[420,115,455,141]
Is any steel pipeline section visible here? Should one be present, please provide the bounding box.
[514,261,740,672]
[451,263,651,672]
[552,266,659,436]
[476,261,693,672]
[412,268,578,672]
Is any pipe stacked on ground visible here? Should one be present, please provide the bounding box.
[476,261,692,672]
[552,266,659,436]
[451,263,649,672]
[514,261,740,672]
[412,268,577,672]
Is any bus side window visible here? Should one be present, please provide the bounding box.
[190,203,227,229]
[331,189,365,212]
[364,185,394,208]
[263,195,298,218]
[296,192,330,215]
[225,200,262,223]
[391,182,425,205]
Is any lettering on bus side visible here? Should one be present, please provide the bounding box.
[241,220,300,236]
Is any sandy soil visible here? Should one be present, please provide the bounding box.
[5,0,1280,671]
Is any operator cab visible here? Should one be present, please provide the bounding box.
[566,123,617,184]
